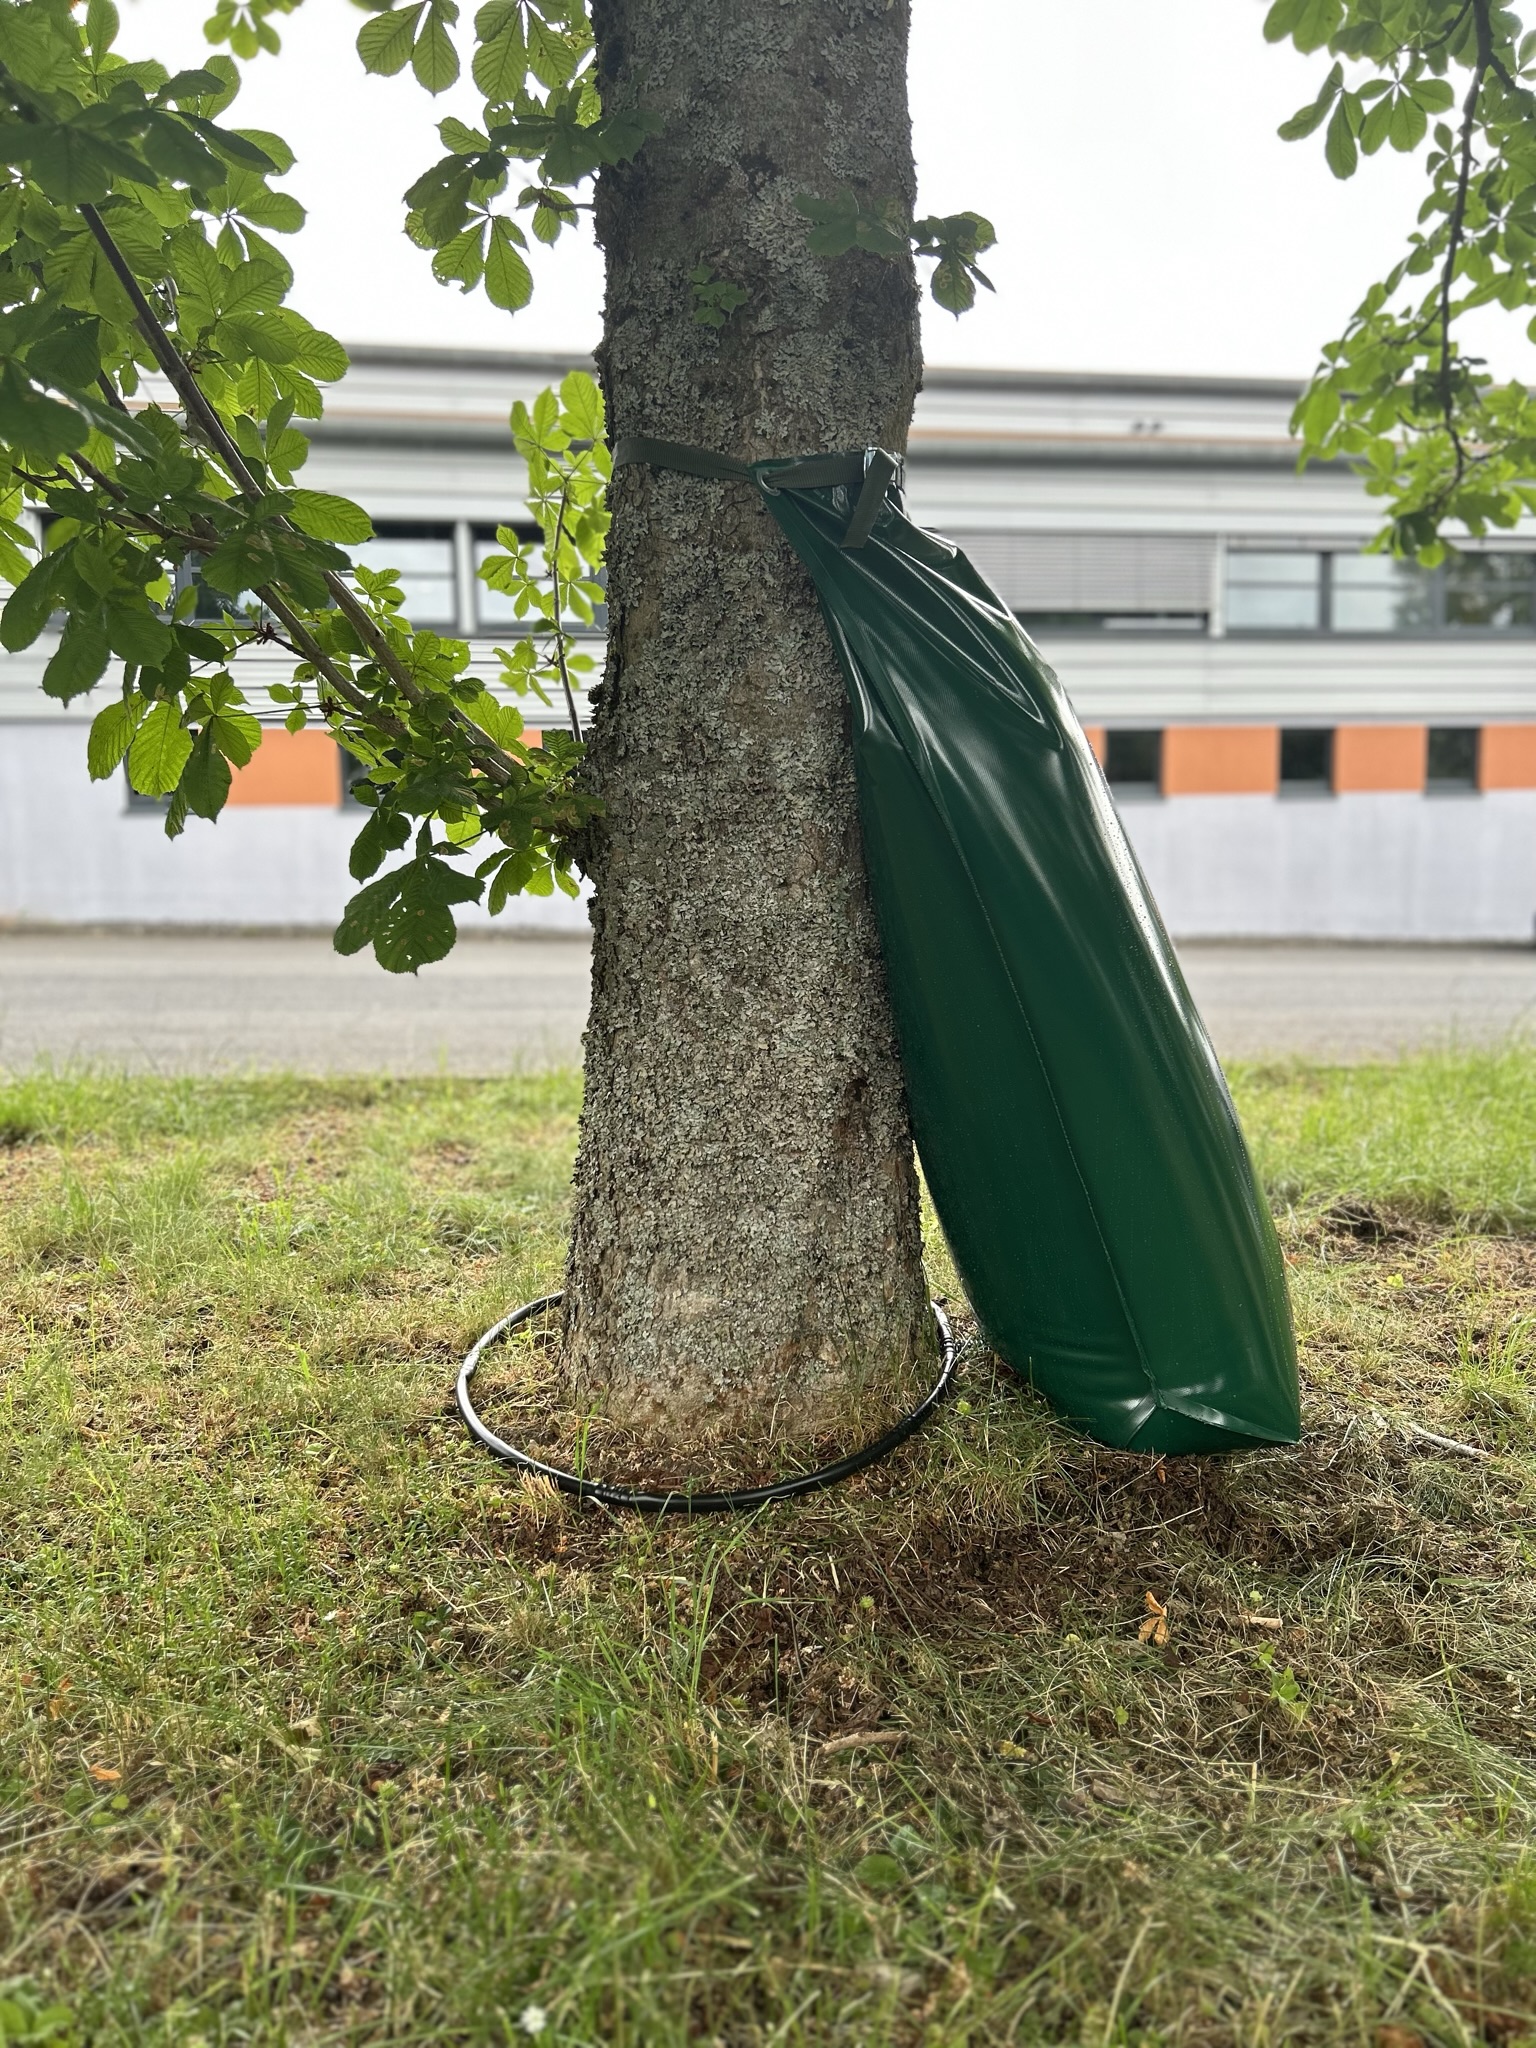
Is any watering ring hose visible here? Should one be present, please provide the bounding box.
[456,1294,957,1514]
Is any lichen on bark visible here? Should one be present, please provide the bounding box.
[560,0,932,1440]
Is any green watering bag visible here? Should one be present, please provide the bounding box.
[617,440,1301,1455]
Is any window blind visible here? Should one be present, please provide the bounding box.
[950,532,1218,613]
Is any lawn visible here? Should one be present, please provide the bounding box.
[0,1054,1534,2047]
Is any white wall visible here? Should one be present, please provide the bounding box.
[0,723,589,934]
[1118,789,1536,942]
[5,722,1533,942]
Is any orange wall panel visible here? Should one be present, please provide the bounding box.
[1082,725,1106,764]
[1333,725,1426,792]
[1480,724,1536,789]
[226,729,342,807]
[1162,726,1278,796]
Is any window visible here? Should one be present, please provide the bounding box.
[1280,727,1334,792]
[173,559,255,622]
[122,768,169,813]
[1444,555,1535,630]
[1427,726,1480,791]
[1015,611,1205,633]
[339,748,376,807]
[1225,553,1322,631]
[473,526,607,634]
[474,525,534,631]
[961,532,1215,629]
[1226,546,1536,633]
[1330,554,1433,633]
[352,524,457,629]
[1104,728,1162,793]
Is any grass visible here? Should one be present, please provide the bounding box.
[0,1051,1533,2046]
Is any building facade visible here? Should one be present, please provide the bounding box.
[3,349,1534,941]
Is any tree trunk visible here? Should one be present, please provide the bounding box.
[561,0,930,1442]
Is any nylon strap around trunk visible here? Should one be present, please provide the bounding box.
[611,435,897,550]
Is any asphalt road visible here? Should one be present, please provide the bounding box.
[1,929,1534,1073]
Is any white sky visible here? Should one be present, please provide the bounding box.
[119,0,1531,383]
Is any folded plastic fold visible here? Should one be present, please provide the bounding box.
[758,455,1300,1455]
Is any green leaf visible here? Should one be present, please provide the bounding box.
[432,221,486,288]
[348,803,411,880]
[136,112,226,189]
[25,313,105,392]
[1324,97,1358,179]
[0,520,34,585]
[559,369,602,439]
[473,16,527,98]
[335,850,482,972]
[0,362,87,463]
[526,12,579,86]
[796,188,908,261]
[465,686,524,749]
[853,1853,906,1894]
[1360,95,1393,155]
[160,66,233,103]
[2,116,147,206]
[484,215,532,309]
[42,612,111,703]
[439,116,488,155]
[232,126,295,174]
[233,186,306,234]
[1,550,65,651]
[1262,0,1306,41]
[252,315,347,382]
[85,0,120,57]
[795,189,861,258]
[1295,378,1341,442]
[357,4,425,76]
[1409,79,1455,115]
[1277,61,1342,141]
[1388,93,1427,153]
[1293,0,1343,53]
[929,258,976,316]
[413,2,460,92]
[127,699,194,796]
[104,602,176,665]
[181,729,232,819]
[87,695,143,779]
[586,104,662,168]
[206,707,262,766]
[289,490,374,543]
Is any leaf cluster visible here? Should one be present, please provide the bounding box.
[1270,0,1536,554]
[210,0,996,336]
[795,189,997,314]
[350,0,660,313]
[0,0,597,971]
[688,261,749,329]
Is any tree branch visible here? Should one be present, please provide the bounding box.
[1436,0,1494,486]
[547,474,584,743]
[76,200,517,788]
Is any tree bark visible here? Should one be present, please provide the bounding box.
[565,0,929,1441]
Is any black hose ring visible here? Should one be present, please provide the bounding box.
[456,1293,957,1514]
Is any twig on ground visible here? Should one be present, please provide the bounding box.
[1373,1413,1494,1461]
[819,1729,907,1758]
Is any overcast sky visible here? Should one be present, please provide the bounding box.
[120,0,1530,384]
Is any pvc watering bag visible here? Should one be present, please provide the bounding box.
[616,440,1301,1456]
